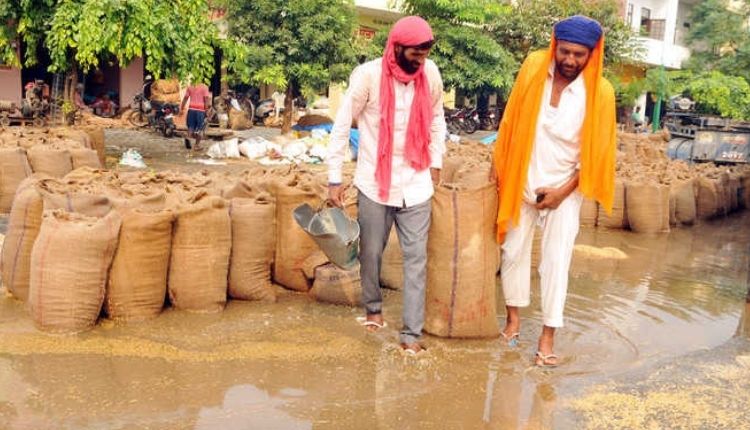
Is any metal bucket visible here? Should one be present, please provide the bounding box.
[293,203,359,269]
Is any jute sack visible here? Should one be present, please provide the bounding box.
[0,147,32,211]
[273,180,321,292]
[626,183,670,233]
[380,227,403,290]
[671,179,696,225]
[28,210,121,333]
[741,176,750,209]
[440,156,467,184]
[728,176,740,212]
[580,198,598,227]
[105,209,174,321]
[40,189,112,217]
[597,180,628,229]
[425,183,500,338]
[223,180,259,200]
[1,176,46,301]
[310,263,361,306]
[81,126,106,166]
[717,173,730,216]
[695,178,720,220]
[26,146,73,177]
[168,196,231,312]
[530,226,542,270]
[70,149,102,169]
[229,108,252,130]
[228,197,276,302]
[453,161,492,189]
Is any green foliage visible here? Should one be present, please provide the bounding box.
[684,0,750,83]
[608,74,645,108]
[226,0,357,94]
[491,0,643,68]
[666,70,750,120]
[2,0,222,83]
[397,0,517,94]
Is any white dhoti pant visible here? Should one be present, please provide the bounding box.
[500,192,583,328]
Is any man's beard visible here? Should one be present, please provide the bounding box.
[556,60,583,80]
[397,50,421,74]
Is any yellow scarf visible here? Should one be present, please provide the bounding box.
[492,37,616,243]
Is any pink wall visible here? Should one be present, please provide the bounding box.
[119,57,144,111]
[0,67,22,106]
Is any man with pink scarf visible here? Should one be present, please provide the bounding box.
[328,16,446,354]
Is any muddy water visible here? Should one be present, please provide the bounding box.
[0,211,748,429]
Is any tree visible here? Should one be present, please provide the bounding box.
[685,0,750,83]
[1,0,225,101]
[227,0,358,133]
[398,1,518,104]
[666,70,750,120]
[491,0,643,68]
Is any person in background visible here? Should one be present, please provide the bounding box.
[631,105,645,131]
[91,94,117,117]
[180,81,211,150]
[327,16,446,354]
[491,15,616,367]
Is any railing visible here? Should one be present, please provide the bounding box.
[641,19,666,41]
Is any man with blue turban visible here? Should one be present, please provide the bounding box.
[492,15,616,367]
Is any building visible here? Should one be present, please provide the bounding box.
[618,0,699,122]
[622,0,696,69]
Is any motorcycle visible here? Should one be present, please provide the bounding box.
[462,107,479,134]
[445,107,479,135]
[479,106,502,131]
[128,87,179,138]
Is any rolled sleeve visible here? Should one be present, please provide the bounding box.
[328,66,370,184]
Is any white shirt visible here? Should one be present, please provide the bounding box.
[328,58,447,207]
[524,64,586,204]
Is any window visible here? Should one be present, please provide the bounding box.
[640,7,651,34]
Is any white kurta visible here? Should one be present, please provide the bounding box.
[501,64,586,328]
[327,58,447,208]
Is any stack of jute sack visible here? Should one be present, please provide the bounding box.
[0,127,105,213]
[446,132,750,234]
[590,132,750,233]
[0,165,363,333]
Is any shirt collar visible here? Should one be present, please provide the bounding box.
[547,62,585,95]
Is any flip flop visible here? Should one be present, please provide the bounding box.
[501,331,520,347]
[400,343,426,356]
[356,316,387,330]
[535,351,559,368]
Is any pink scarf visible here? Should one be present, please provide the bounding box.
[376,16,434,201]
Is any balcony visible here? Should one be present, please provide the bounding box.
[637,37,691,69]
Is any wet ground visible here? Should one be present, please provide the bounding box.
[0,128,748,429]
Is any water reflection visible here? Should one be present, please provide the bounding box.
[195,384,310,430]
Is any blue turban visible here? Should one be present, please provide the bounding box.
[554,15,603,49]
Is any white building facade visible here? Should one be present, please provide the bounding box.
[622,0,698,69]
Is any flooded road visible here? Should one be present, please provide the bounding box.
[0,207,749,428]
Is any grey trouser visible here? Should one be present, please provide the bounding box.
[358,191,432,345]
